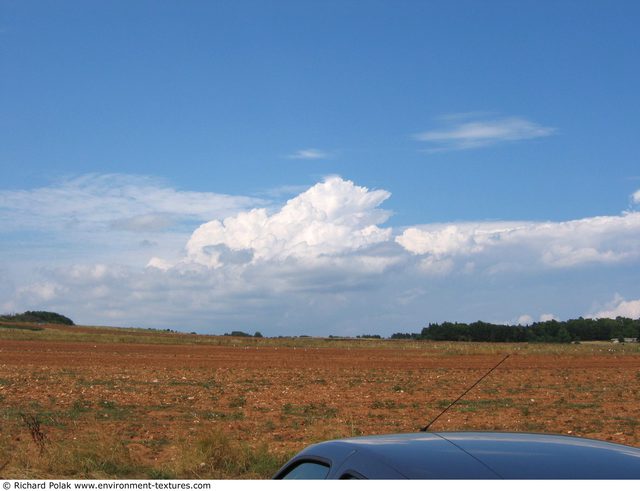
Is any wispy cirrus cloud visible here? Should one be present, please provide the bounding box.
[0,174,264,234]
[0,174,266,269]
[414,115,555,151]
[286,148,330,160]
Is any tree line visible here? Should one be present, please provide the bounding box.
[0,311,74,325]
[391,317,640,343]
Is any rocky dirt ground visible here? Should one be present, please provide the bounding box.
[1,327,639,478]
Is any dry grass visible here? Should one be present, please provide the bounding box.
[1,431,137,479]
[0,419,286,479]
[170,430,286,479]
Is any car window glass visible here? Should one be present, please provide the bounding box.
[281,461,330,479]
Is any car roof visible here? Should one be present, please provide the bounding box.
[440,432,640,479]
[279,432,640,479]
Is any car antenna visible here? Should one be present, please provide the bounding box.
[420,353,510,432]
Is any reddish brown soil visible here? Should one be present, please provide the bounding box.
[1,337,640,476]
[3,339,639,369]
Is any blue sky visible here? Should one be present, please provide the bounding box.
[2,1,640,334]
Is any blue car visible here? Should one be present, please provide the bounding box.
[274,432,640,479]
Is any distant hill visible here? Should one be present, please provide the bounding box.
[0,311,74,325]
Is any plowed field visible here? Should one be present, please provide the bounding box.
[1,325,640,478]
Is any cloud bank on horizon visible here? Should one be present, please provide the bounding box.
[2,174,640,335]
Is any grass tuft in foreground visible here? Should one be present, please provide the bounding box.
[171,429,287,479]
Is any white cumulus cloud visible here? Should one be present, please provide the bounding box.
[182,176,393,267]
[590,296,640,319]
[397,213,640,272]
[516,314,534,326]
[17,281,65,302]
[4,174,640,335]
